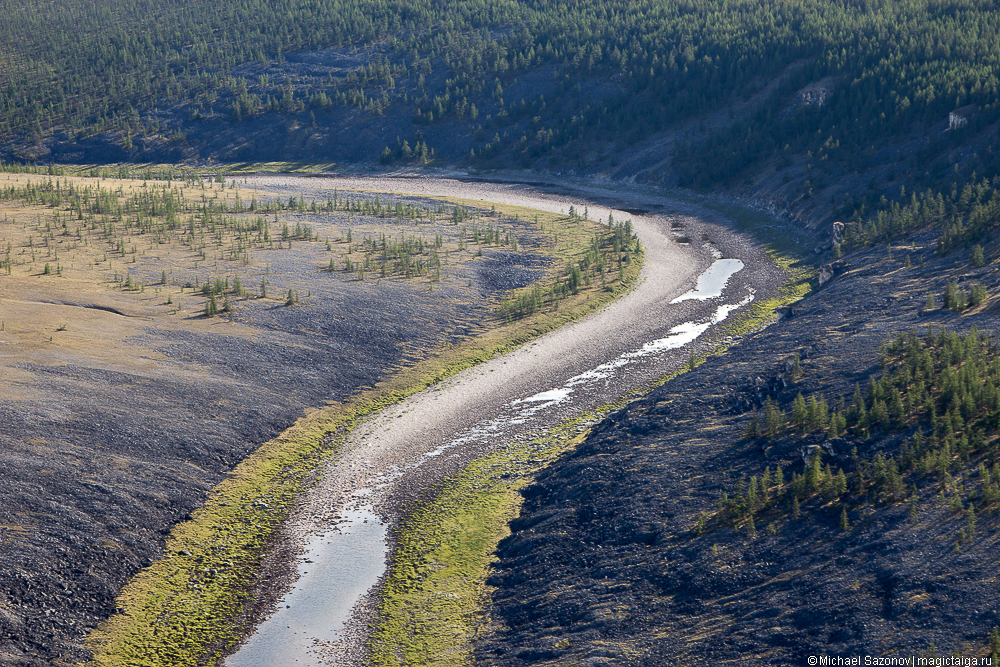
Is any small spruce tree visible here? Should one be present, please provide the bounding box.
[205,294,218,317]
[970,244,986,268]
[792,393,808,430]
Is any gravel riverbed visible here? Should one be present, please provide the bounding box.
[223,173,789,667]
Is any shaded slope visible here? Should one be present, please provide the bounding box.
[480,238,1000,665]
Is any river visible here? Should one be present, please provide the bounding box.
[223,173,787,666]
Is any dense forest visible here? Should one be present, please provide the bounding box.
[1,0,999,243]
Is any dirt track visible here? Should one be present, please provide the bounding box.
[224,173,790,666]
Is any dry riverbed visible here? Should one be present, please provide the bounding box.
[220,174,794,667]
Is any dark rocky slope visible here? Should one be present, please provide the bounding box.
[480,238,1000,665]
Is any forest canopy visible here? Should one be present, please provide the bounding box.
[2,0,999,242]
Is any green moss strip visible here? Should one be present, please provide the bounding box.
[721,263,812,340]
[83,204,641,667]
[367,412,606,667]
[85,410,352,667]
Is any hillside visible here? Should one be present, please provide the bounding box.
[2,1,1000,241]
[480,232,1000,665]
[3,2,1000,665]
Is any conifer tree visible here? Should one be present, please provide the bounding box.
[970,245,985,269]
[205,293,218,317]
[792,393,807,431]
[745,411,761,439]
[806,452,822,494]
[764,398,786,437]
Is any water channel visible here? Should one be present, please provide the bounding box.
[225,175,784,666]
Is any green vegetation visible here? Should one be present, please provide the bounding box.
[0,172,314,304]
[943,279,989,312]
[3,0,998,157]
[3,1,1000,253]
[844,180,1000,253]
[723,327,1000,535]
[500,219,640,321]
[0,170,615,318]
[368,417,594,667]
